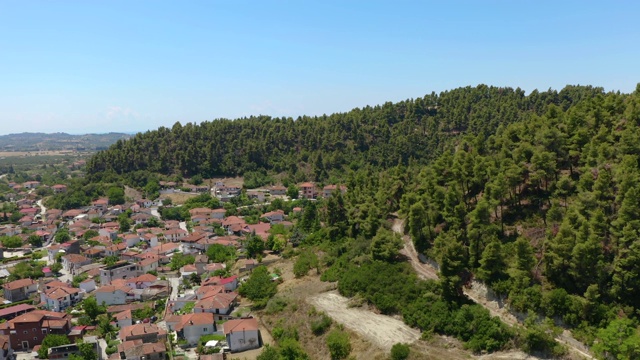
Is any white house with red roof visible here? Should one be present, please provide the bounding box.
[125,274,158,290]
[224,318,261,352]
[95,284,134,306]
[166,313,217,345]
[194,292,238,320]
[202,275,238,292]
[41,284,83,312]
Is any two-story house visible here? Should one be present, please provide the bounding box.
[99,262,141,286]
[3,279,38,302]
[61,254,91,275]
[0,310,71,351]
[166,313,217,345]
[223,318,261,353]
[119,323,167,344]
[299,182,317,199]
[117,339,166,360]
[41,286,83,312]
[95,284,134,306]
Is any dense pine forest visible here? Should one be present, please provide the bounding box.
[86,84,640,359]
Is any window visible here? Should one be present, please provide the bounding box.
[203,328,207,331]
[42,329,47,334]
[33,337,38,340]
[23,331,28,334]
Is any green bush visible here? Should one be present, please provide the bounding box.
[265,297,288,314]
[390,343,410,360]
[326,329,351,360]
[311,314,332,336]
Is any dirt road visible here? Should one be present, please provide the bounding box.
[391,218,594,360]
[310,291,420,351]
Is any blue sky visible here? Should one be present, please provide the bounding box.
[0,1,638,134]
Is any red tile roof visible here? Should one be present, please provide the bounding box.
[223,317,259,335]
[3,278,36,290]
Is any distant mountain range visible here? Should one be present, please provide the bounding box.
[0,132,132,152]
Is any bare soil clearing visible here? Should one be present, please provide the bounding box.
[310,291,421,351]
[162,192,199,204]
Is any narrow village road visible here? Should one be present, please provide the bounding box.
[391,218,595,360]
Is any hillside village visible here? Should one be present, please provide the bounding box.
[0,178,346,360]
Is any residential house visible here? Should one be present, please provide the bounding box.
[194,254,209,275]
[60,240,80,255]
[62,209,84,220]
[115,310,133,328]
[146,242,180,256]
[180,264,197,279]
[243,223,271,240]
[164,228,187,242]
[3,279,38,302]
[99,262,141,286]
[195,286,224,300]
[181,233,206,254]
[105,242,127,257]
[84,247,105,259]
[117,339,166,360]
[47,245,62,263]
[0,310,71,351]
[22,181,40,189]
[202,276,238,292]
[131,213,151,226]
[269,185,287,196]
[322,184,347,198]
[119,323,167,343]
[51,185,67,194]
[143,233,159,248]
[138,256,160,273]
[222,216,246,234]
[99,227,119,241]
[41,285,83,312]
[194,292,238,320]
[189,208,212,218]
[92,198,109,212]
[126,274,157,290]
[211,209,226,220]
[299,182,317,199]
[224,318,261,352]
[135,199,153,208]
[61,254,91,275]
[167,313,217,346]
[123,234,142,248]
[95,284,134,306]
[261,210,284,223]
[79,279,96,293]
[247,191,265,202]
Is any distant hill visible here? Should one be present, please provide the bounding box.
[0,132,132,152]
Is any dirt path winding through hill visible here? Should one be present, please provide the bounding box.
[391,218,595,360]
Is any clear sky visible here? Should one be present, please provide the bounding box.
[0,1,638,134]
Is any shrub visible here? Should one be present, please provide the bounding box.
[326,329,351,360]
[265,297,288,314]
[390,343,410,360]
[311,314,332,336]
